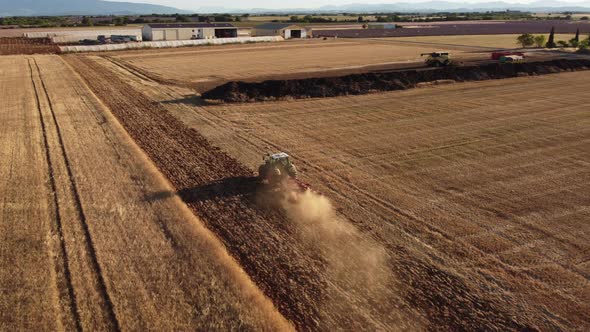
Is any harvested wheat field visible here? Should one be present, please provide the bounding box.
[0,55,290,331]
[61,53,590,331]
[107,39,485,89]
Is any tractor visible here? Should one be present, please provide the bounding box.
[258,152,297,184]
[258,152,311,192]
[421,52,453,67]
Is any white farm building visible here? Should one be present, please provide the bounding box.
[252,23,308,39]
[142,23,238,41]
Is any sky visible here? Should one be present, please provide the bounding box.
[109,0,590,11]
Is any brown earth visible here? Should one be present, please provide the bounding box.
[0,55,290,331]
[87,52,590,331]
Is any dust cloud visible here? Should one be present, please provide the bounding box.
[274,182,405,329]
[280,187,389,292]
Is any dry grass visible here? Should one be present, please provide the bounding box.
[131,69,590,330]
[0,55,291,331]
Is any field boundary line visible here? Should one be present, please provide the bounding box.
[32,58,121,332]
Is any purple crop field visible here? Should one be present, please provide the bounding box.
[314,20,590,38]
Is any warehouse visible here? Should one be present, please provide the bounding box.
[252,23,308,39]
[142,23,238,41]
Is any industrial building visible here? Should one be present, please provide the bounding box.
[142,23,238,41]
[252,23,308,39]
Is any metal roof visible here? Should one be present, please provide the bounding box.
[254,23,302,30]
[145,23,236,29]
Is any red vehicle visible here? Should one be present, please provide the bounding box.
[491,52,525,60]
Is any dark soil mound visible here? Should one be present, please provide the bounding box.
[202,59,590,103]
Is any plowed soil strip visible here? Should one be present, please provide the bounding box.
[202,59,590,102]
[64,55,327,330]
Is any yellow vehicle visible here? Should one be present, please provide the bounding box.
[421,52,453,67]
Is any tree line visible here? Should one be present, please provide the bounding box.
[517,28,590,50]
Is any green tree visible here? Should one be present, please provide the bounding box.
[569,38,579,48]
[546,26,556,48]
[534,34,546,48]
[557,40,569,47]
[517,33,535,48]
[574,28,580,42]
[175,15,190,22]
[357,16,364,23]
[81,16,92,26]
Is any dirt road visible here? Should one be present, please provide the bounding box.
[0,55,290,331]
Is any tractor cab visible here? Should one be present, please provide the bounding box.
[266,152,290,163]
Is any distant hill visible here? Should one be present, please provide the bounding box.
[0,0,188,16]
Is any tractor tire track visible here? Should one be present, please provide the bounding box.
[28,58,82,332]
[30,58,121,332]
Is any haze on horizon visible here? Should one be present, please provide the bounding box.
[109,0,590,11]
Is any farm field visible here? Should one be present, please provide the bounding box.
[0,55,289,331]
[70,52,590,331]
[191,73,590,331]
[108,38,487,89]
[388,33,582,49]
[3,28,590,331]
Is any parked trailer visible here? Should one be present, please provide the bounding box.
[499,55,525,64]
[111,35,139,43]
[492,52,525,60]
